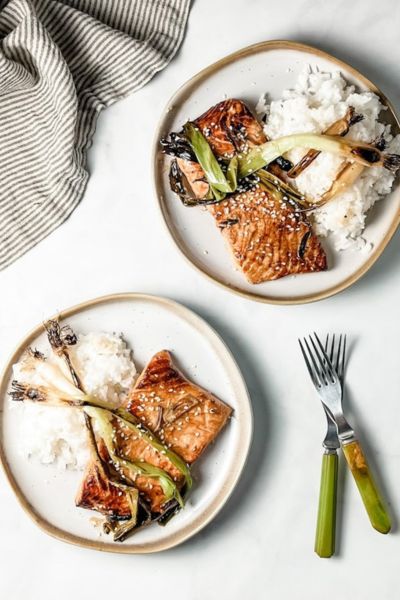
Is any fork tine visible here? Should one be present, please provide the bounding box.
[335,334,342,375]
[325,334,334,364]
[330,333,335,364]
[304,337,324,384]
[339,334,347,381]
[298,339,320,388]
[308,336,327,383]
[312,332,336,381]
[309,335,332,383]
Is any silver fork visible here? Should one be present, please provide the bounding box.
[299,333,391,535]
[321,334,344,452]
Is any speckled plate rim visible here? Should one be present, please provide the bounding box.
[0,293,253,554]
[152,39,400,305]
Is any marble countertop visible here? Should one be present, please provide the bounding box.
[1,0,400,598]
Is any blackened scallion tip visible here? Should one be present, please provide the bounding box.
[351,146,381,164]
[60,325,77,346]
[9,381,45,402]
[349,112,364,127]
[383,153,400,172]
[28,347,45,361]
[375,134,387,151]
[9,380,26,401]
[44,319,77,351]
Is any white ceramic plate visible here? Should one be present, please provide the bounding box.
[153,40,400,304]
[0,294,252,553]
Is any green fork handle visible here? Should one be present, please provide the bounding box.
[342,440,391,534]
[315,451,338,558]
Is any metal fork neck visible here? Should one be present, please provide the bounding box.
[335,414,355,444]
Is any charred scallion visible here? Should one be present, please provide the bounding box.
[160,131,196,161]
[84,406,185,508]
[10,348,115,410]
[257,169,313,208]
[287,107,363,178]
[116,407,192,490]
[183,122,238,201]
[238,134,400,179]
[45,320,142,542]
[317,162,366,206]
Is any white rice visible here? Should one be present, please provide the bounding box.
[68,332,136,406]
[12,332,136,470]
[14,403,91,471]
[256,68,400,250]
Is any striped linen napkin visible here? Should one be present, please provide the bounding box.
[0,0,190,270]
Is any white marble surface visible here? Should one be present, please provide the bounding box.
[1,0,400,598]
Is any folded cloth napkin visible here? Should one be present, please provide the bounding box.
[0,0,190,269]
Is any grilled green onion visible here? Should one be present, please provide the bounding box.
[257,169,313,208]
[104,485,139,542]
[84,406,185,508]
[287,107,363,178]
[41,321,141,541]
[238,134,400,179]
[116,408,192,490]
[183,122,238,201]
[318,162,366,205]
[10,349,115,410]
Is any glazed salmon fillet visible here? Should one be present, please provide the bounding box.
[208,184,327,283]
[164,99,327,282]
[125,350,232,464]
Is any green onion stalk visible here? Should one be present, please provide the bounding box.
[116,407,192,490]
[83,406,187,507]
[13,320,170,541]
[183,122,400,203]
[10,349,114,410]
[238,133,400,179]
[183,122,238,201]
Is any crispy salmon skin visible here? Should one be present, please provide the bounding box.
[75,457,135,520]
[125,350,232,464]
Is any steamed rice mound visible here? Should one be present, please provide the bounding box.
[256,68,400,250]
